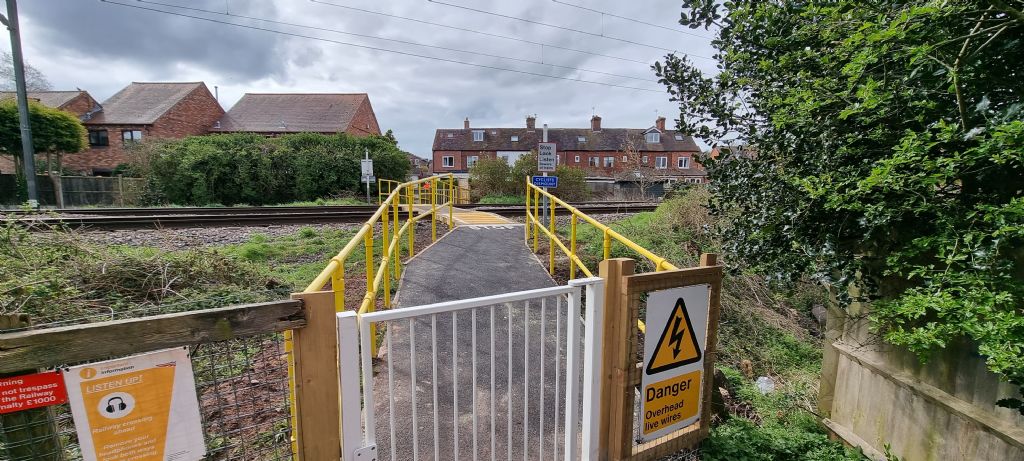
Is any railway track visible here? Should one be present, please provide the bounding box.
[4,202,657,230]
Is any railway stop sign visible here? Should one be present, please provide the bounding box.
[537,142,557,172]
[640,284,710,441]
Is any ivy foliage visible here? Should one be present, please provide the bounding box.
[656,1,1024,407]
[133,132,410,205]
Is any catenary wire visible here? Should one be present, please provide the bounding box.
[136,0,657,83]
[309,0,652,65]
[550,0,714,38]
[426,0,714,60]
[98,0,665,93]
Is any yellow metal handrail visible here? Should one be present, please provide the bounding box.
[379,177,471,206]
[525,177,676,334]
[288,173,456,455]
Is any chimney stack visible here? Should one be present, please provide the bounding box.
[526,115,536,130]
[464,117,470,130]
[591,115,602,132]
[656,116,666,131]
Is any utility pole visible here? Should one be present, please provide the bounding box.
[0,0,38,207]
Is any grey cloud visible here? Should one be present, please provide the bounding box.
[23,0,289,81]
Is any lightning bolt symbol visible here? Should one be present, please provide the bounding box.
[668,315,685,358]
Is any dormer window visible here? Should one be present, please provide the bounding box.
[511,135,519,142]
[447,133,454,138]
[577,136,586,143]
[675,134,684,141]
[473,130,484,142]
[646,132,660,143]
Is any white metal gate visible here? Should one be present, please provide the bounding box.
[337,277,605,461]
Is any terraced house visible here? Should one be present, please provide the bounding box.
[432,115,705,185]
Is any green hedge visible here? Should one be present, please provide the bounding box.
[137,133,410,206]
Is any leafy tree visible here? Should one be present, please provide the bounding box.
[657,1,1023,408]
[0,99,87,203]
[0,51,51,91]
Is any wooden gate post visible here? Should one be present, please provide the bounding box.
[598,258,635,461]
[0,314,63,461]
[290,291,342,461]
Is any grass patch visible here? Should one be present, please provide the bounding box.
[477,194,524,205]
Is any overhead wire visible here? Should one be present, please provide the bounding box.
[98,0,665,93]
[309,0,653,65]
[425,0,714,60]
[550,0,714,39]
[135,0,657,83]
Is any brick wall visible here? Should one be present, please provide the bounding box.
[346,99,381,137]
[61,92,100,119]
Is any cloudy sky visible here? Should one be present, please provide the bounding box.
[12,0,718,156]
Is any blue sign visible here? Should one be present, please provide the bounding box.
[531,176,559,188]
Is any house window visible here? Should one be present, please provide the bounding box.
[122,130,143,144]
[642,155,649,164]
[88,129,109,147]
[447,133,454,138]
[646,132,660,143]
[686,177,702,184]
[622,155,627,162]
[467,155,479,168]
[577,136,586,143]
[511,135,519,142]
[574,155,580,163]
[604,156,615,168]
[675,134,684,141]
[442,156,454,168]
[473,130,484,142]
[557,154,561,163]
[588,157,599,167]
[678,157,690,169]
[655,156,668,169]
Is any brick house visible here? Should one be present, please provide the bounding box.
[432,115,706,184]
[209,93,380,136]
[78,82,224,174]
[0,90,102,174]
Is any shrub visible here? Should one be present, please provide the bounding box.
[132,133,411,206]
[470,151,590,202]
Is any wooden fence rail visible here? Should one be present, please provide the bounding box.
[0,300,305,373]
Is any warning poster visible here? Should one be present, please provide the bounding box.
[640,284,710,441]
[63,348,205,461]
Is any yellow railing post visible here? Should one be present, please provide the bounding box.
[549,201,556,275]
[331,261,345,312]
[524,180,530,242]
[431,177,437,242]
[392,195,401,279]
[532,187,540,252]
[364,230,374,299]
[448,176,454,226]
[407,186,415,257]
[570,214,577,279]
[603,229,612,260]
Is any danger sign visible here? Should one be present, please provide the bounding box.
[64,348,205,461]
[640,284,710,441]
[0,371,67,414]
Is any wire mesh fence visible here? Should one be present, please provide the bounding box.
[0,331,294,461]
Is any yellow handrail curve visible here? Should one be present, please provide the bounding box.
[289,173,456,456]
[525,177,675,334]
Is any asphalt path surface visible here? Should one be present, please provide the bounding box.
[371,225,582,461]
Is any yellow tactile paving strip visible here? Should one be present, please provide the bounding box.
[399,204,512,225]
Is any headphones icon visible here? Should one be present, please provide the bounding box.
[105,397,127,414]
